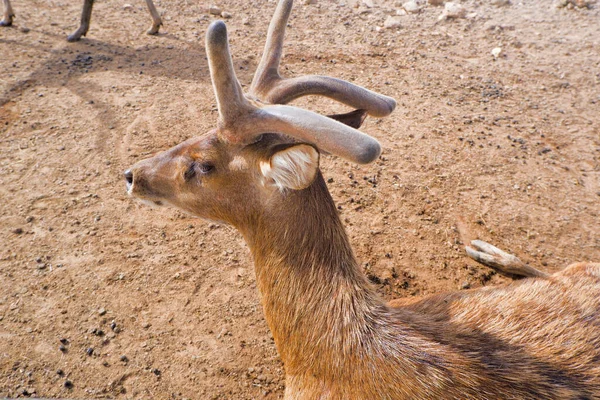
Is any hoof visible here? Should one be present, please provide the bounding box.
[146,23,161,35]
[67,29,87,42]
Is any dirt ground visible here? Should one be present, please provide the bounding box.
[0,0,599,398]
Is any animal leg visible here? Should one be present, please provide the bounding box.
[1,0,15,26]
[466,240,549,279]
[144,0,162,35]
[67,0,93,42]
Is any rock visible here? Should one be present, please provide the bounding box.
[573,0,593,7]
[304,0,318,4]
[209,5,222,15]
[555,0,592,7]
[98,308,106,316]
[122,3,133,11]
[491,47,502,58]
[402,0,420,13]
[396,8,408,15]
[428,0,445,5]
[383,15,402,29]
[221,11,232,18]
[362,0,376,7]
[491,0,510,5]
[439,2,466,20]
[242,18,251,25]
[64,380,73,389]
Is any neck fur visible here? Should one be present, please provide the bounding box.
[240,172,392,376]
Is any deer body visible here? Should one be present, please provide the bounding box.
[125,1,600,398]
[247,172,600,399]
[1,0,162,41]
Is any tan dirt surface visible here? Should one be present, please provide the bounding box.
[1,0,599,398]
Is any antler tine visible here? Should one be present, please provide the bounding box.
[266,76,396,117]
[250,0,293,94]
[250,0,396,118]
[206,20,254,137]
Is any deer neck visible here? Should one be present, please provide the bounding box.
[239,172,393,376]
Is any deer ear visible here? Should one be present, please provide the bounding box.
[327,109,368,129]
[261,144,319,190]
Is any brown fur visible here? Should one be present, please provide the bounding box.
[127,132,600,399]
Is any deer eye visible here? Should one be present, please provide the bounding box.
[185,162,214,181]
[198,163,214,174]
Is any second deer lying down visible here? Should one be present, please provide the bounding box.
[1,0,162,41]
[125,0,600,398]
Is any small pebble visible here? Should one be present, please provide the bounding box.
[209,5,222,15]
[402,1,420,13]
[98,308,106,316]
[491,47,502,58]
[221,11,232,18]
[64,380,73,389]
[12,228,23,234]
[86,347,94,356]
[120,355,129,362]
[383,16,402,29]
[439,2,466,20]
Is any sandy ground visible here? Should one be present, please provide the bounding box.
[1,0,599,398]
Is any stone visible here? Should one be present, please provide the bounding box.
[383,15,402,29]
[439,2,466,20]
[209,5,222,15]
[402,0,420,13]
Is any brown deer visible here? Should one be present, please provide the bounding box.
[1,0,162,41]
[125,0,600,398]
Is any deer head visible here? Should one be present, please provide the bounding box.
[125,0,395,229]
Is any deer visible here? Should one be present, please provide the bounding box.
[1,0,162,42]
[124,0,600,398]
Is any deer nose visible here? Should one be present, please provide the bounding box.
[124,169,134,187]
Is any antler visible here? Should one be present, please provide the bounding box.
[205,0,395,164]
[250,0,396,117]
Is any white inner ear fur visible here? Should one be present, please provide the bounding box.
[260,144,319,190]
